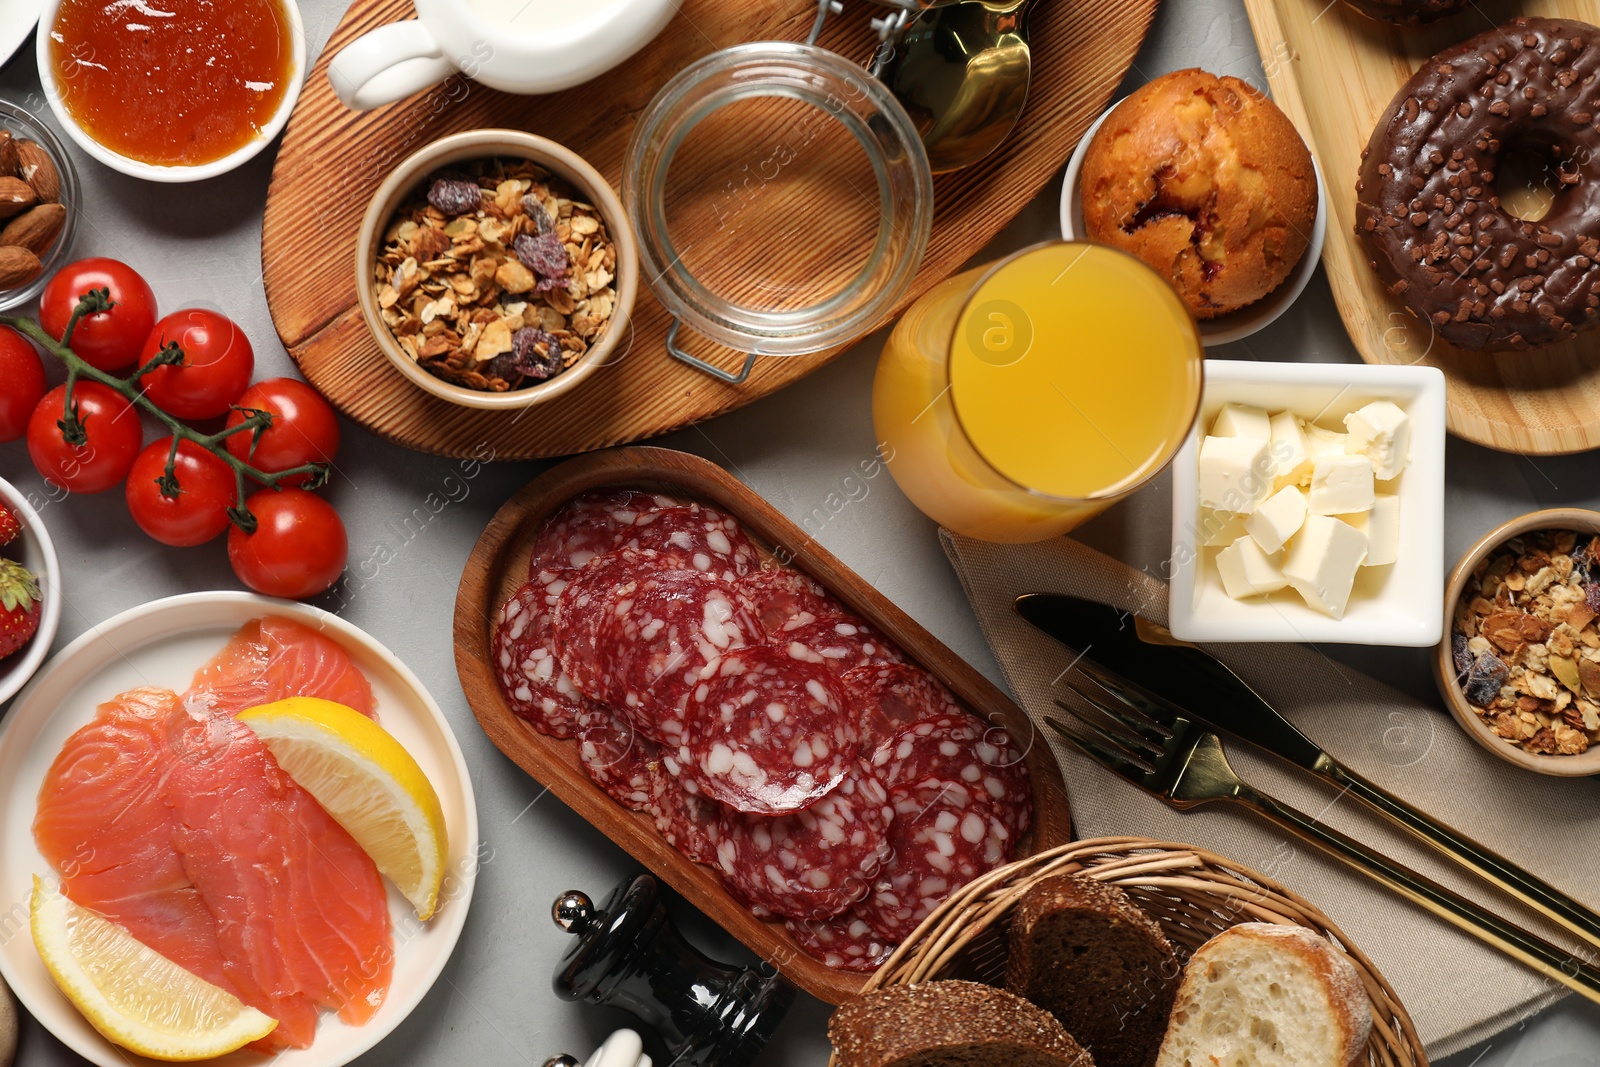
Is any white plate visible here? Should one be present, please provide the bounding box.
[0,592,479,1067]
[0,477,62,706]
[0,0,41,70]
[1168,360,1447,646]
[1059,101,1328,347]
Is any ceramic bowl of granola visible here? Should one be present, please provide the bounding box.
[1436,508,1600,777]
[356,129,637,411]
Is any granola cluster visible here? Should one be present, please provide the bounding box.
[372,158,618,392]
[1452,529,1600,756]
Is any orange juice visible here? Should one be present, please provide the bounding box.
[874,242,1202,542]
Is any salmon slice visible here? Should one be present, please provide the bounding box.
[184,616,377,718]
[33,688,234,990]
[164,709,393,1034]
[34,687,394,1050]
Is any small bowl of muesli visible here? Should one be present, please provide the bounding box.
[1436,508,1600,776]
[356,129,637,410]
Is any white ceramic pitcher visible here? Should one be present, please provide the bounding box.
[328,0,678,110]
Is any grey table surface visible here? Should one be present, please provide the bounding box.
[3,0,1600,1064]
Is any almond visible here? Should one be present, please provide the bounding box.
[0,245,42,289]
[0,177,34,219]
[0,202,66,255]
[0,131,17,179]
[16,142,60,204]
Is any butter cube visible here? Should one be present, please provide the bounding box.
[1283,516,1369,618]
[1246,486,1308,555]
[1212,403,1272,439]
[1198,436,1273,514]
[1216,536,1289,600]
[1302,421,1348,465]
[1194,508,1248,547]
[1309,454,1375,515]
[1340,494,1401,566]
[1268,410,1312,488]
[1344,400,1411,480]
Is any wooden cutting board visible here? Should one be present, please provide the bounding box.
[1240,0,1600,455]
[261,0,1160,459]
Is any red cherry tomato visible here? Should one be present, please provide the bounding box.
[0,325,47,442]
[39,258,158,373]
[228,489,347,599]
[26,382,143,493]
[140,310,255,420]
[223,378,339,487]
[125,438,237,547]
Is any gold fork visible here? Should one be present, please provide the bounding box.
[1048,674,1600,1007]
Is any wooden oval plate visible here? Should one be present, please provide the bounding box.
[453,446,1072,1004]
[1240,0,1600,454]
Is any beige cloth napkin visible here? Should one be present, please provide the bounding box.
[940,530,1600,1058]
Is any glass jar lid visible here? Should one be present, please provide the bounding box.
[624,42,934,381]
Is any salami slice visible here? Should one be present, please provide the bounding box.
[624,503,761,581]
[782,614,904,674]
[651,782,722,866]
[711,766,894,921]
[869,713,1031,834]
[736,567,837,636]
[857,779,1014,942]
[575,707,662,812]
[679,644,860,814]
[595,566,765,742]
[785,911,896,972]
[551,550,660,703]
[493,577,587,738]
[843,663,964,754]
[529,488,678,576]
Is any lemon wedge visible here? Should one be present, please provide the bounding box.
[30,876,277,1060]
[238,696,448,920]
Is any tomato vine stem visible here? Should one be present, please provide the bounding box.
[1,292,330,535]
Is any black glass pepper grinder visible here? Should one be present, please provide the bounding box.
[551,874,796,1067]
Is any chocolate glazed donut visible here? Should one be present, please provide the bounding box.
[1341,0,1469,27]
[1356,17,1600,351]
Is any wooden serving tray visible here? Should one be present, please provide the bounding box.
[1241,0,1600,455]
[452,447,1073,1003]
[262,0,1160,460]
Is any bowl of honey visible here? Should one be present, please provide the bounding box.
[37,0,306,182]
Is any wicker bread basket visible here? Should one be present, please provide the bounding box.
[828,836,1427,1067]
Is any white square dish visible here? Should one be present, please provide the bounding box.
[1169,359,1446,646]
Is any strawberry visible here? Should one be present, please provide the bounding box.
[0,558,40,660]
[0,502,19,548]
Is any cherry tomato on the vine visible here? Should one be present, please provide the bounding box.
[26,382,143,494]
[140,309,255,421]
[228,488,347,600]
[39,258,158,373]
[223,378,339,486]
[125,438,236,547]
[0,325,46,442]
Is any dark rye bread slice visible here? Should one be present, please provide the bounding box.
[1005,874,1179,1067]
[829,980,1095,1067]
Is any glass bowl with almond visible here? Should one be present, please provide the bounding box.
[1435,509,1600,777]
[356,130,637,411]
[0,100,77,312]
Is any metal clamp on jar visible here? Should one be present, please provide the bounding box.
[551,874,795,1067]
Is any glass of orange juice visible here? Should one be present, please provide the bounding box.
[874,241,1202,543]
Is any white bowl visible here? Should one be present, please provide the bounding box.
[35,0,306,182]
[0,591,478,1067]
[1060,102,1328,347]
[1168,360,1447,646]
[0,478,61,707]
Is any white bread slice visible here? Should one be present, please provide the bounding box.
[1155,923,1372,1067]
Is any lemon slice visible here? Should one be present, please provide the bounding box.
[238,696,448,920]
[30,876,277,1060]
